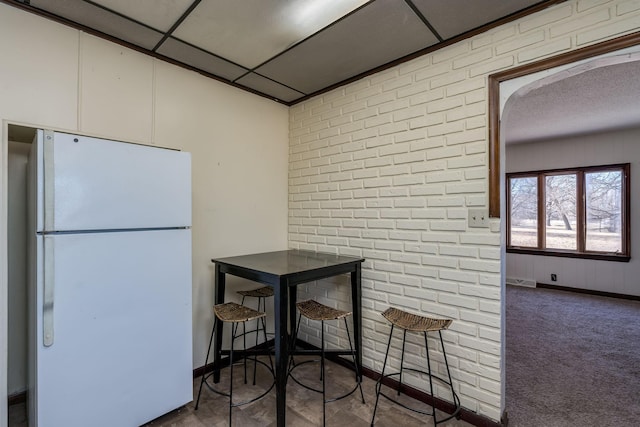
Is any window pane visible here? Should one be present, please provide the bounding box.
[585,170,622,253]
[510,177,537,247]
[545,174,576,250]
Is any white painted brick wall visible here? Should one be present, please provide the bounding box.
[288,0,640,421]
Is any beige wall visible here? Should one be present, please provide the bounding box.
[288,0,640,421]
[0,2,289,414]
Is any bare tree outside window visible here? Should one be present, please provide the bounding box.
[586,170,622,252]
[509,177,537,247]
[545,174,576,250]
[506,164,629,261]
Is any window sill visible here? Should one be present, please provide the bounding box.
[507,247,630,262]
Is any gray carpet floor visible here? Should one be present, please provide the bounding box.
[506,285,640,427]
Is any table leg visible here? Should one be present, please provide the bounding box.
[351,264,362,380]
[274,279,288,427]
[213,263,225,383]
[289,284,297,346]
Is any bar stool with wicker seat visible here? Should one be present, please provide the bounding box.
[236,286,274,385]
[195,302,274,425]
[370,307,461,426]
[288,299,365,427]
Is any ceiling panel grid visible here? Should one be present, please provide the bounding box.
[8,0,557,104]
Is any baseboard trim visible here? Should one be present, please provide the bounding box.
[360,365,502,427]
[501,409,509,426]
[295,340,501,426]
[8,391,26,406]
[536,282,640,301]
[193,338,502,427]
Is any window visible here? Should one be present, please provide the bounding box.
[507,164,629,261]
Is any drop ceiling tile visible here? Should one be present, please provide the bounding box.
[172,0,369,69]
[30,0,163,50]
[412,0,541,40]
[156,37,248,81]
[235,73,305,103]
[91,0,193,32]
[256,0,439,95]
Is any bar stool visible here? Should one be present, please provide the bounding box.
[371,307,461,426]
[195,302,274,425]
[288,299,365,427]
[236,286,274,385]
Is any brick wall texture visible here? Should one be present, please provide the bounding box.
[288,0,640,421]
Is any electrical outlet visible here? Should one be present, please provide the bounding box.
[468,209,489,228]
[551,274,557,282]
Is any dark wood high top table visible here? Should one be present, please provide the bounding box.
[211,249,365,427]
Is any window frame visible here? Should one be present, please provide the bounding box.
[506,163,630,262]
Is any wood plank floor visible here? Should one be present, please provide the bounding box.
[9,356,472,426]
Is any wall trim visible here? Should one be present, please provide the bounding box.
[488,31,640,218]
[359,365,502,427]
[535,282,640,301]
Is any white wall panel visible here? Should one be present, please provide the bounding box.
[153,61,289,365]
[79,34,154,143]
[0,3,78,130]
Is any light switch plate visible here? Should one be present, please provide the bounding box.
[468,208,489,228]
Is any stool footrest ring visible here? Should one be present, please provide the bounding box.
[288,359,362,404]
[202,359,275,408]
[376,369,461,424]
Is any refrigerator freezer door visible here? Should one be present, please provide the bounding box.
[35,130,191,232]
[33,229,192,427]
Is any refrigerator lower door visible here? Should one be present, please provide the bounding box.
[31,229,192,427]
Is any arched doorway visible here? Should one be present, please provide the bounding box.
[490,35,640,423]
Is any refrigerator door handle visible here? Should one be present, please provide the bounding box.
[43,129,55,231]
[44,235,55,347]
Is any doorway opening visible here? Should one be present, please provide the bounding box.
[490,33,640,423]
[6,124,37,426]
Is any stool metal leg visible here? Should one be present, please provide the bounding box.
[242,321,248,384]
[321,320,326,427]
[230,314,248,386]
[229,322,236,425]
[287,312,303,373]
[398,329,407,396]
[252,297,263,385]
[424,331,437,425]
[343,317,365,403]
[371,324,394,426]
[195,317,217,410]
[439,330,458,417]
[261,309,274,373]
[241,295,269,386]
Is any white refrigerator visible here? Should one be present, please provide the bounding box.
[28,130,193,427]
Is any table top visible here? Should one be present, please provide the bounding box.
[212,249,364,278]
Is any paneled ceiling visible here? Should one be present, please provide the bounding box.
[6,0,561,105]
